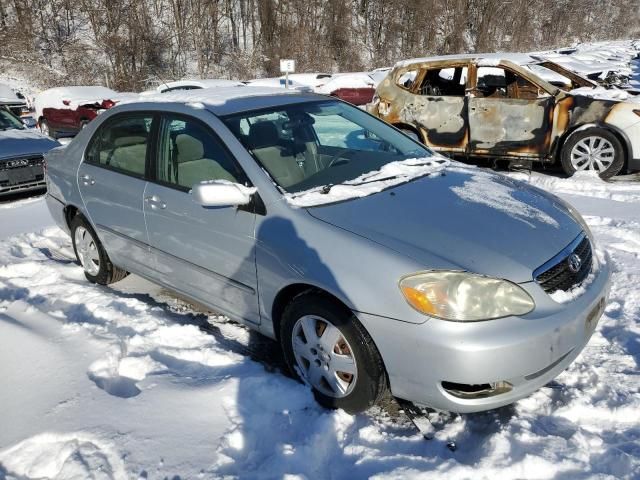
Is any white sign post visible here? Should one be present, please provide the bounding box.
[279,59,296,89]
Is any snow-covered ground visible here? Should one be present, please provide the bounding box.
[1,168,639,479]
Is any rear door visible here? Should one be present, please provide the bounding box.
[143,113,260,323]
[78,112,157,277]
[467,65,555,158]
[400,64,469,154]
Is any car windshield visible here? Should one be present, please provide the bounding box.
[0,108,25,131]
[222,100,432,194]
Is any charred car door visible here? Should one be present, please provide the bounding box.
[467,64,555,158]
[399,64,470,154]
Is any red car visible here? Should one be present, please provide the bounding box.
[35,86,120,138]
[318,73,377,106]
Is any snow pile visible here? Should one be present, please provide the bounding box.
[509,170,640,204]
[0,433,128,480]
[285,157,449,207]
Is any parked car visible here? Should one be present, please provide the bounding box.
[0,105,59,196]
[141,79,245,95]
[35,86,123,138]
[369,54,640,178]
[243,77,313,92]
[45,87,611,414]
[316,73,377,105]
[0,83,28,116]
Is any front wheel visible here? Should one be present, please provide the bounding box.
[280,292,388,413]
[70,215,128,285]
[560,128,625,179]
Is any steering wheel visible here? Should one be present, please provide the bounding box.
[327,149,353,168]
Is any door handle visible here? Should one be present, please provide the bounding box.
[145,195,166,209]
[81,174,95,186]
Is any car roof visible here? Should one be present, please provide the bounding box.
[394,52,538,68]
[158,79,245,91]
[118,86,326,116]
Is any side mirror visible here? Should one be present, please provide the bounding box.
[191,181,256,207]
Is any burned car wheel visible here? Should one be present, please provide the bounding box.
[70,215,128,285]
[561,128,624,179]
[280,291,388,414]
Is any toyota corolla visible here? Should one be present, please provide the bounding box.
[45,87,611,413]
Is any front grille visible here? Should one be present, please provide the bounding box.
[535,235,592,293]
[0,155,45,191]
[0,155,44,171]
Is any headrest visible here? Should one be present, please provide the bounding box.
[176,134,204,163]
[248,121,278,149]
[113,135,146,148]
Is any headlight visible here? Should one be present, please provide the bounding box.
[399,271,535,321]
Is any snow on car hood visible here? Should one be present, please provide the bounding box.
[571,86,640,103]
[306,165,582,283]
[0,128,60,160]
[285,157,449,207]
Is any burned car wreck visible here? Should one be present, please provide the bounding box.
[369,54,640,178]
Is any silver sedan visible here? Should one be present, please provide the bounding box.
[45,87,611,413]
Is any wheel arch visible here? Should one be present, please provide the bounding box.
[271,283,354,341]
[63,204,83,229]
[555,122,631,171]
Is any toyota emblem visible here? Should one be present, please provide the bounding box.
[567,253,582,273]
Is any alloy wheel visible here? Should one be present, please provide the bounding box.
[74,226,100,276]
[570,136,615,173]
[291,315,358,398]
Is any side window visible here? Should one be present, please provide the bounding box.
[396,69,419,90]
[418,66,467,96]
[85,114,152,176]
[157,115,243,190]
[476,67,545,100]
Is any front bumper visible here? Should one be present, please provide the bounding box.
[357,256,612,413]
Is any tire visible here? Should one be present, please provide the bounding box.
[560,127,625,179]
[280,291,388,413]
[70,214,128,285]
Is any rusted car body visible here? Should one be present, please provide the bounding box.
[368,54,640,177]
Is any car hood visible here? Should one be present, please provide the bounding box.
[0,128,60,160]
[306,165,582,283]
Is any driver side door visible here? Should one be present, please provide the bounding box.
[467,65,555,158]
[144,113,260,324]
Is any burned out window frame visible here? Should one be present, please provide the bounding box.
[415,63,470,97]
[470,63,554,101]
[394,67,422,92]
